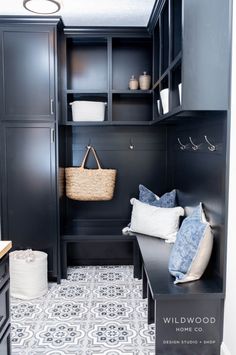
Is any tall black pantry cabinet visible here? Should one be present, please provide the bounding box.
[0,18,61,280]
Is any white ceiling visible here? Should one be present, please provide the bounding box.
[0,0,156,27]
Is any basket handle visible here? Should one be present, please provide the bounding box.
[81,146,102,169]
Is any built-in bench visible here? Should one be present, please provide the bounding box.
[134,234,224,355]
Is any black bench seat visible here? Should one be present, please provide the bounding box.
[136,234,223,300]
[134,233,224,355]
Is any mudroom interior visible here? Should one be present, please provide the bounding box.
[0,0,234,354]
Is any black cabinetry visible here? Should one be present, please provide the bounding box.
[0,25,56,121]
[153,0,230,121]
[0,123,58,278]
[0,255,11,355]
[0,19,60,280]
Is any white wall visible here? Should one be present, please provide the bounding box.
[221,2,236,355]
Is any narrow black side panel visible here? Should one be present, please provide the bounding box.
[167,114,227,279]
[156,299,223,355]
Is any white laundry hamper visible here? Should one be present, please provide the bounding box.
[9,250,48,300]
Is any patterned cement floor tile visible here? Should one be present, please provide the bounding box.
[90,300,134,321]
[44,300,90,321]
[11,265,155,355]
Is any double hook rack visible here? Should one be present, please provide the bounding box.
[177,136,216,152]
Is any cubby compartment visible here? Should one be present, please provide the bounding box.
[170,62,182,110]
[112,93,152,123]
[160,1,169,75]
[112,38,152,91]
[66,37,108,91]
[153,87,162,120]
[154,21,160,83]
[171,0,182,60]
[159,75,169,115]
[67,93,108,123]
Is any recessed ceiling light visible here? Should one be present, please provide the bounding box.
[23,0,61,14]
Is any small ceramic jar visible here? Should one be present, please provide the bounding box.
[139,71,151,90]
[129,75,139,90]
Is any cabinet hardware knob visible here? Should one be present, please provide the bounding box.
[51,129,55,143]
[50,99,54,115]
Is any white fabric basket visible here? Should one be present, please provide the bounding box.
[70,101,106,121]
[9,250,48,300]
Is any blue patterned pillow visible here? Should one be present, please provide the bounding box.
[139,184,176,208]
[168,203,213,284]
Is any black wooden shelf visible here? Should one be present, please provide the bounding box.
[111,120,152,125]
[152,69,169,90]
[170,51,182,70]
[62,234,135,242]
[112,90,152,94]
[67,89,152,95]
[64,109,225,126]
[152,51,182,90]
[62,219,130,236]
[63,120,152,126]
[151,108,228,125]
[152,106,182,123]
[66,89,108,94]
[64,121,111,126]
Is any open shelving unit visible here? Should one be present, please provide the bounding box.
[153,0,182,122]
[63,34,153,125]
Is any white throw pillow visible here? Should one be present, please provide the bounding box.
[129,198,184,242]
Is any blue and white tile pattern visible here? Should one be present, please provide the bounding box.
[11,265,155,354]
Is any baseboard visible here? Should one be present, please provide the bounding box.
[221,342,232,355]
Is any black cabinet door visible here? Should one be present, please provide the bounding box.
[0,25,55,121]
[0,122,58,279]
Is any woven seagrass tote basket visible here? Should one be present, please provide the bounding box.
[65,146,117,201]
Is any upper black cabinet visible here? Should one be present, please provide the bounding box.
[153,0,231,121]
[0,24,56,121]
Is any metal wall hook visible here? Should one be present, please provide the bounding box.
[189,137,199,151]
[204,135,216,152]
[177,138,187,150]
[129,139,134,150]
[87,138,91,149]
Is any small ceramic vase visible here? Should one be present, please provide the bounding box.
[139,71,151,90]
[129,75,139,90]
